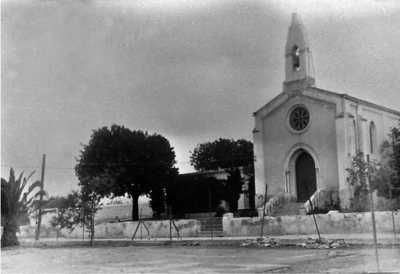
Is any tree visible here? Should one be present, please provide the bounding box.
[346,152,371,212]
[367,126,400,207]
[49,191,81,234]
[190,138,254,212]
[75,125,177,220]
[388,126,400,200]
[79,179,102,246]
[1,168,43,247]
[346,139,400,212]
[48,187,101,246]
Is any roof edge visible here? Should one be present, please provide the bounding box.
[311,87,400,117]
[253,92,286,116]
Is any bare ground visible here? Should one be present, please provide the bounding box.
[2,245,400,273]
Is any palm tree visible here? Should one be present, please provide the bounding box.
[1,168,43,247]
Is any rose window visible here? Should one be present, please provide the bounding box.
[289,106,310,131]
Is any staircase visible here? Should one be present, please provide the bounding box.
[262,189,339,216]
[198,217,224,237]
[304,188,339,214]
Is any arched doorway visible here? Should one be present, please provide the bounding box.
[295,151,316,202]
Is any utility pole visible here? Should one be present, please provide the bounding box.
[366,155,379,272]
[35,154,46,241]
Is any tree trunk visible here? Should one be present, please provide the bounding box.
[131,195,139,221]
[89,200,95,247]
[1,217,19,247]
[89,213,94,246]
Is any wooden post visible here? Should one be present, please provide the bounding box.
[366,155,380,272]
[389,185,397,247]
[308,197,321,242]
[305,184,321,242]
[390,135,397,247]
[139,208,143,240]
[35,154,46,241]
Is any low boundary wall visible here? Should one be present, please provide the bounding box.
[17,211,399,239]
[18,219,201,239]
[224,211,400,236]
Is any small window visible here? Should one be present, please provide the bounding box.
[369,121,377,154]
[292,45,300,71]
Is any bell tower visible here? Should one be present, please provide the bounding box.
[283,13,315,92]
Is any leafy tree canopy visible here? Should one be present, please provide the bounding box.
[75,125,177,220]
[190,138,253,172]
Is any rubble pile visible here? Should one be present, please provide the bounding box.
[240,237,349,249]
[296,238,349,249]
[241,237,280,247]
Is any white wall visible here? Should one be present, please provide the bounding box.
[258,94,338,198]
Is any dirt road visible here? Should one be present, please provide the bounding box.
[2,246,399,273]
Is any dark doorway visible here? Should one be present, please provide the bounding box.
[295,151,317,202]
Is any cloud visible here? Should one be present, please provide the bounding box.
[96,0,229,13]
[3,0,400,195]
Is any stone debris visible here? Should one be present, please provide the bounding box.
[296,238,349,249]
[240,237,280,247]
[241,237,349,249]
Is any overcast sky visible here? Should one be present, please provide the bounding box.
[2,0,400,196]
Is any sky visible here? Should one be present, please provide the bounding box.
[2,0,400,196]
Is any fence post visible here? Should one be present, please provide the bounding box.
[366,155,380,272]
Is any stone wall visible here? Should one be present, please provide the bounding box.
[16,211,400,239]
[223,211,400,236]
[95,219,200,238]
[18,219,201,239]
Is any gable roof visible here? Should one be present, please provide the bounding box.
[253,86,400,117]
[253,92,287,116]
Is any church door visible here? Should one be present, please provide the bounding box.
[295,151,316,202]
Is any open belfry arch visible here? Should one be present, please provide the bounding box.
[284,13,315,86]
[253,13,400,213]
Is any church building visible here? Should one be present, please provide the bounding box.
[253,13,400,211]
